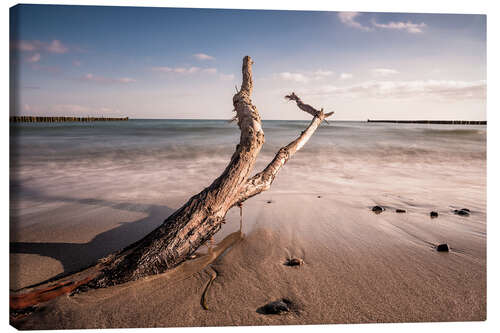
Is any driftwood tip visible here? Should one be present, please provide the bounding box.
[243,55,253,65]
[285,92,298,101]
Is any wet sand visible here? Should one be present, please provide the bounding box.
[11,186,486,328]
[9,121,487,328]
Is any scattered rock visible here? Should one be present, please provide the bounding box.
[267,200,273,204]
[257,299,292,315]
[453,208,470,216]
[430,211,438,218]
[436,243,449,252]
[395,209,406,213]
[317,195,322,198]
[284,258,304,267]
[372,206,384,214]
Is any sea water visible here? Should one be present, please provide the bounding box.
[10,119,486,227]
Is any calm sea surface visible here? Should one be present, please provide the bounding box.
[10,119,487,226]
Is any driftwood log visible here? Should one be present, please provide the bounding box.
[10,56,333,311]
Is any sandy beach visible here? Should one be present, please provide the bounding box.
[8,4,489,329]
[10,120,486,328]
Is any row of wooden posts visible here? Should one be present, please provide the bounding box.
[10,116,129,123]
[367,119,486,125]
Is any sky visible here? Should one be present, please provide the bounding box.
[9,5,486,120]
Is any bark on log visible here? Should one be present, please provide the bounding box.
[86,56,266,287]
[11,56,334,297]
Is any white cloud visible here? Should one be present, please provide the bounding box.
[16,41,38,52]
[340,73,353,80]
[278,69,335,83]
[46,40,69,53]
[338,12,372,31]
[116,77,136,83]
[185,67,201,74]
[152,66,204,74]
[193,53,215,61]
[27,53,41,63]
[81,73,136,84]
[279,72,311,83]
[338,13,427,34]
[372,20,426,34]
[307,80,486,100]
[202,68,217,74]
[313,70,334,77]
[371,68,400,77]
[174,67,188,73]
[219,73,235,81]
[12,39,70,54]
[151,66,173,73]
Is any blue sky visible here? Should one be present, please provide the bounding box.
[10,5,486,120]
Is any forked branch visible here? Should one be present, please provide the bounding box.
[236,94,334,203]
[10,57,334,318]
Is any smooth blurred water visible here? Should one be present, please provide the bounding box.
[10,119,487,216]
[10,119,486,162]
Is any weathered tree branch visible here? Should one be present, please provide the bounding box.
[236,98,333,203]
[285,92,334,124]
[87,56,265,287]
[10,56,334,314]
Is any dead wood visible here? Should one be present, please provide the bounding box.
[10,56,333,313]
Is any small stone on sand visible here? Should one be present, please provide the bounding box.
[430,211,438,218]
[284,258,304,267]
[267,200,272,204]
[396,209,406,213]
[372,206,384,214]
[257,299,292,315]
[436,244,449,252]
[453,208,470,216]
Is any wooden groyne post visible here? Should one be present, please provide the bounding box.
[10,116,129,123]
[366,119,486,125]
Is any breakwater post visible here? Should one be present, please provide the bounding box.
[367,119,486,125]
[10,116,129,123]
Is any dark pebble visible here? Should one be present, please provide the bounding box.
[317,195,322,198]
[436,243,449,252]
[430,211,438,218]
[284,258,303,267]
[267,200,273,204]
[396,209,406,213]
[257,299,292,315]
[453,208,470,216]
[372,206,384,214]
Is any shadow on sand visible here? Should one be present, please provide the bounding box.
[10,184,175,290]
